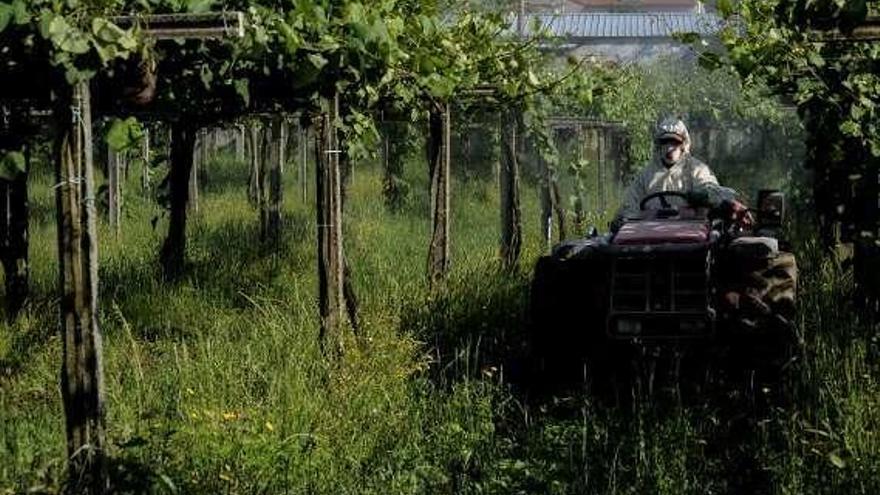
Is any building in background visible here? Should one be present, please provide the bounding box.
[525,0,707,13]
[517,0,720,61]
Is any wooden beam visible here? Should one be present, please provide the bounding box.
[111,12,244,40]
[459,87,501,100]
[548,116,626,129]
[813,16,880,42]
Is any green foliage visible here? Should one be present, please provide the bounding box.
[105,117,144,152]
[578,58,795,166]
[0,0,143,84]
[688,0,880,243]
[2,0,602,181]
[0,0,29,31]
[0,150,26,181]
[709,0,880,155]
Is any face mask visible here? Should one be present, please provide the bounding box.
[659,141,683,167]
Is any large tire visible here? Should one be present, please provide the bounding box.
[717,249,798,373]
[527,253,612,390]
[720,251,797,328]
[527,256,572,378]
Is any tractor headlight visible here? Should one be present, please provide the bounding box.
[616,319,642,336]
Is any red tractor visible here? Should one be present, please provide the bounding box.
[528,190,798,389]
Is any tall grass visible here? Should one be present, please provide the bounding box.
[1,150,878,494]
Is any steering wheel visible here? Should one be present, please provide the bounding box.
[639,191,691,211]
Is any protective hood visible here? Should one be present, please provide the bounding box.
[655,117,691,166]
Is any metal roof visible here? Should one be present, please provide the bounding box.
[517,12,723,40]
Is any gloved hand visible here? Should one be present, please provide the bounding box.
[721,199,754,230]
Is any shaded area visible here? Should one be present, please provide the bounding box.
[397,260,802,494]
[400,266,532,387]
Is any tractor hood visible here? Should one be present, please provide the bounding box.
[612,219,710,246]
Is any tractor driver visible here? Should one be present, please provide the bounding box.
[611,116,750,231]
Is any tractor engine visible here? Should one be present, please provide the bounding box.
[606,209,715,339]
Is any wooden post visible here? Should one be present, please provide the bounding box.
[0,142,29,319]
[552,178,566,242]
[247,122,261,206]
[610,130,621,197]
[0,181,7,289]
[598,127,606,213]
[574,127,586,231]
[383,121,407,211]
[500,109,523,270]
[121,150,130,183]
[160,122,197,280]
[274,119,285,237]
[299,125,308,202]
[316,95,345,349]
[427,104,451,284]
[337,152,361,337]
[236,124,246,162]
[708,128,718,163]
[141,127,151,193]
[382,125,392,207]
[207,128,216,163]
[851,144,880,310]
[107,149,121,236]
[259,118,283,243]
[258,122,271,238]
[549,128,567,242]
[189,130,202,213]
[55,81,107,494]
[618,130,633,188]
[280,118,289,175]
[539,155,553,251]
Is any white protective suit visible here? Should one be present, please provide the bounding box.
[615,118,735,221]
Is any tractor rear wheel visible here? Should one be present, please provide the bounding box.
[719,250,798,374]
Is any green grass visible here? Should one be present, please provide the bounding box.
[1,150,879,494]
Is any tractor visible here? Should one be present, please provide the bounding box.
[528,190,798,393]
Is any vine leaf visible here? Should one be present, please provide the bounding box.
[0,151,26,181]
[49,16,90,55]
[0,4,12,32]
[717,0,734,17]
[234,79,250,106]
[187,0,216,14]
[92,18,136,50]
[0,0,27,31]
[307,53,328,69]
[106,118,144,153]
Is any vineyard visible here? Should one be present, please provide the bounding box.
[1,1,880,494]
